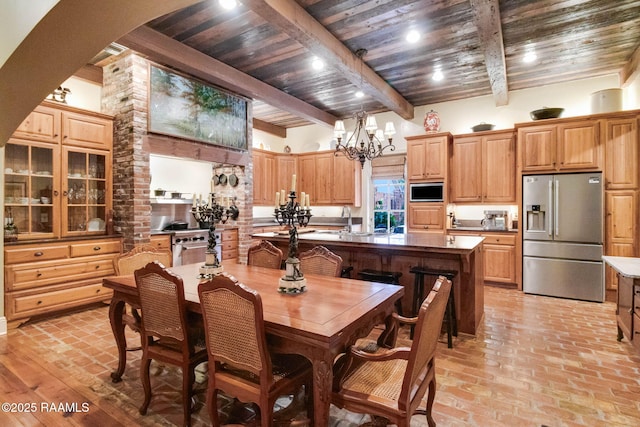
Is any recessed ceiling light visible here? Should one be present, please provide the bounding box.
[219,0,237,10]
[432,69,444,82]
[355,90,364,99]
[523,51,537,63]
[406,30,420,44]
[311,57,324,70]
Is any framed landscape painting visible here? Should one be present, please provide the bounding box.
[148,65,248,150]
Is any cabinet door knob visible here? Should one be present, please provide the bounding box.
[34,251,43,257]
[93,246,101,251]
[53,190,59,196]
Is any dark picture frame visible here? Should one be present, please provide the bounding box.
[148,64,248,150]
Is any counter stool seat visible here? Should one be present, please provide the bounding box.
[409,267,457,347]
[357,269,403,315]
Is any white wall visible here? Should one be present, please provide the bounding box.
[149,154,213,200]
[57,76,102,112]
[0,0,59,69]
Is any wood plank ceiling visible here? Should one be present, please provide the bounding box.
[115,0,640,133]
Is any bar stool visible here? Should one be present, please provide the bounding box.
[357,269,404,315]
[409,267,457,347]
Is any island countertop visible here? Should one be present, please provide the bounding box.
[252,231,484,254]
[603,256,640,278]
[254,231,485,335]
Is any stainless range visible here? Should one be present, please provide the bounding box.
[171,229,221,266]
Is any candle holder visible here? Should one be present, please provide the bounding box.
[191,194,239,278]
[274,191,312,293]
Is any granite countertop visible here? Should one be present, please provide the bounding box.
[603,256,640,278]
[253,231,484,252]
[253,216,363,228]
[448,226,518,233]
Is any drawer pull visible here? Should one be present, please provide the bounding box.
[96,289,101,294]
[95,265,100,269]
[37,272,42,277]
[37,300,43,305]
[34,251,44,257]
[93,246,101,251]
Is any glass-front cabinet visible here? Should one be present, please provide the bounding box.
[63,148,109,235]
[4,138,111,239]
[4,139,59,239]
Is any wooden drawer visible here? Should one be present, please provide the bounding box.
[7,282,111,319]
[222,249,239,260]
[222,229,238,242]
[5,244,69,264]
[633,313,640,351]
[70,239,121,257]
[5,254,117,292]
[482,234,516,245]
[221,240,238,252]
[150,235,171,250]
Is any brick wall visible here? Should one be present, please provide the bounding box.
[101,52,254,261]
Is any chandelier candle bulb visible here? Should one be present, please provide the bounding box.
[275,192,280,207]
[291,174,296,192]
[300,192,306,208]
[305,194,310,207]
[281,189,286,205]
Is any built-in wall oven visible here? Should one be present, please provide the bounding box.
[171,229,221,266]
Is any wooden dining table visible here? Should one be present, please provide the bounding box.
[102,262,403,426]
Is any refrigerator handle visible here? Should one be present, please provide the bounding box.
[554,178,559,237]
[548,180,553,236]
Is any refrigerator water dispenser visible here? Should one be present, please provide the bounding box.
[525,204,546,232]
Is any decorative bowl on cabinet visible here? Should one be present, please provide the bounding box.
[530,107,564,120]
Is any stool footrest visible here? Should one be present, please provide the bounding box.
[408,267,457,280]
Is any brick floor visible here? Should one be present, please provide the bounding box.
[1,285,639,426]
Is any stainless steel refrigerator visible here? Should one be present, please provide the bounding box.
[522,172,604,302]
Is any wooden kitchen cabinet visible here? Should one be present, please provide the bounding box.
[450,131,515,203]
[482,233,516,284]
[276,154,297,197]
[407,203,444,232]
[604,115,638,190]
[298,151,360,206]
[605,191,638,289]
[4,236,122,327]
[149,234,171,251]
[221,228,239,261]
[252,149,276,205]
[406,133,449,181]
[448,230,517,285]
[518,119,601,173]
[5,103,113,240]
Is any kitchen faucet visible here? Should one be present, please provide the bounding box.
[342,205,352,233]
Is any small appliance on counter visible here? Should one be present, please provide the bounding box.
[481,210,508,231]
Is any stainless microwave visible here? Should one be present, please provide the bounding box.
[409,182,444,202]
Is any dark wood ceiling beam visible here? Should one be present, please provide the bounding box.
[253,118,287,138]
[242,0,414,120]
[73,64,103,85]
[117,26,337,127]
[620,42,640,87]
[470,0,508,106]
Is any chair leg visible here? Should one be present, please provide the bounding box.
[182,365,195,427]
[425,376,437,427]
[139,357,152,415]
[208,387,220,426]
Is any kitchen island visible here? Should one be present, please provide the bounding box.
[253,231,485,335]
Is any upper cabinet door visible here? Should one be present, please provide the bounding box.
[13,105,61,144]
[450,136,482,202]
[483,132,516,203]
[62,111,113,150]
[604,117,638,190]
[407,138,427,180]
[406,135,447,181]
[519,124,557,172]
[557,120,600,170]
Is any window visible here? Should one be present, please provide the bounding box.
[373,178,405,233]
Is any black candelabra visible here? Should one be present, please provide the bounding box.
[191,193,239,277]
[274,190,312,293]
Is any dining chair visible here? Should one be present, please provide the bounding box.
[112,245,173,353]
[197,273,313,426]
[299,245,343,277]
[332,275,452,427]
[247,239,284,269]
[134,261,207,427]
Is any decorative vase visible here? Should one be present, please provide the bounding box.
[424,110,441,133]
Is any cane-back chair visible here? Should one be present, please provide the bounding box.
[198,273,313,426]
[299,245,343,277]
[332,276,452,427]
[247,239,283,269]
[134,261,207,427]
